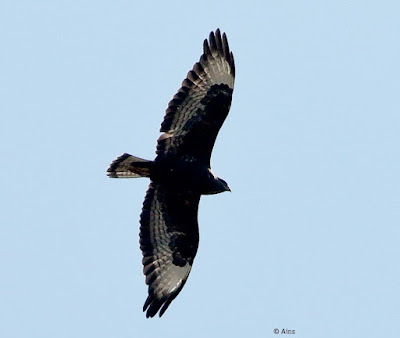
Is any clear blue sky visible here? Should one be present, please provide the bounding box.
[1,1,399,337]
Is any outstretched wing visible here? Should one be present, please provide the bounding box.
[139,183,200,317]
[157,29,235,165]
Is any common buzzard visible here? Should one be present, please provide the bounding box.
[107,29,235,317]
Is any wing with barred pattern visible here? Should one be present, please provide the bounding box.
[156,29,235,165]
[139,183,200,317]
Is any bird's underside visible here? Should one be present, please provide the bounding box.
[107,29,235,317]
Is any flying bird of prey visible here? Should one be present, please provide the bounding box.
[107,29,235,318]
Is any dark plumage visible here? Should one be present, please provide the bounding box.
[107,29,235,317]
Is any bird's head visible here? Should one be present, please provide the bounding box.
[217,178,231,192]
[205,177,230,195]
[203,169,231,194]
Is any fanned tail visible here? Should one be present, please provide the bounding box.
[107,153,152,178]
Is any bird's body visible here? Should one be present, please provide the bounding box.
[107,29,235,317]
[151,156,229,195]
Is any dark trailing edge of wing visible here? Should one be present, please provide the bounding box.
[160,29,235,133]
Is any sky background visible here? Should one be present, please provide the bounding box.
[1,1,399,337]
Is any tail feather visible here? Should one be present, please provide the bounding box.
[107,153,152,178]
